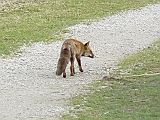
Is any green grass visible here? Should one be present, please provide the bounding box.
[61,40,160,120]
[117,40,160,75]
[0,0,160,56]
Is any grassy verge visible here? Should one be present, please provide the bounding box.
[61,40,160,120]
[0,0,160,56]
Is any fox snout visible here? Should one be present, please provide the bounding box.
[89,51,94,58]
[82,51,94,58]
[87,52,94,58]
[89,55,94,58]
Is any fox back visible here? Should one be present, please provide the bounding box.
[56,39,94,78]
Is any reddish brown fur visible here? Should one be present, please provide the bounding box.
[56,39,94,78]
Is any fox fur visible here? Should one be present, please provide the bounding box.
[56,39,94,78]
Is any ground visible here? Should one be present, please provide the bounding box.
[0,4,160,120]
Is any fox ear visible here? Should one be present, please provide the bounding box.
[84,41,90,46]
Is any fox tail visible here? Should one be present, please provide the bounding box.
[56,57,69,76]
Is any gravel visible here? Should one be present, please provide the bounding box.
[0,4,160,120]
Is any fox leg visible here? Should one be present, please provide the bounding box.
[76,55,83,72]
[63,70,66,78]
[70,57,75,76]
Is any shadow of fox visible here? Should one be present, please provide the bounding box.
[56,39,94,78]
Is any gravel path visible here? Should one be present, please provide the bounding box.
[0,4,160,120]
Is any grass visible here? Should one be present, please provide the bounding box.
[117,41,160,75]
[61,40,160,120]
[0,0,160,56]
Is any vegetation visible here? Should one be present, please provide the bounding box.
[0,0,160,56]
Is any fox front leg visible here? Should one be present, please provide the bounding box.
[76,55,83,72]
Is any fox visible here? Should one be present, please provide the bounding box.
[56,39,94,78]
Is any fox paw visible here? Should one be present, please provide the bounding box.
[79,68,83,72]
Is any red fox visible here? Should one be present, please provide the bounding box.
[56,39,94,78]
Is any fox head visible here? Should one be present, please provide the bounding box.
[83,41,94,58]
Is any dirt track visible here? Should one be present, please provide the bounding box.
[0,4,160,120]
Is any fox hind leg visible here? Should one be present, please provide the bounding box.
[63,70,66,78]
[70,57,75,76]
